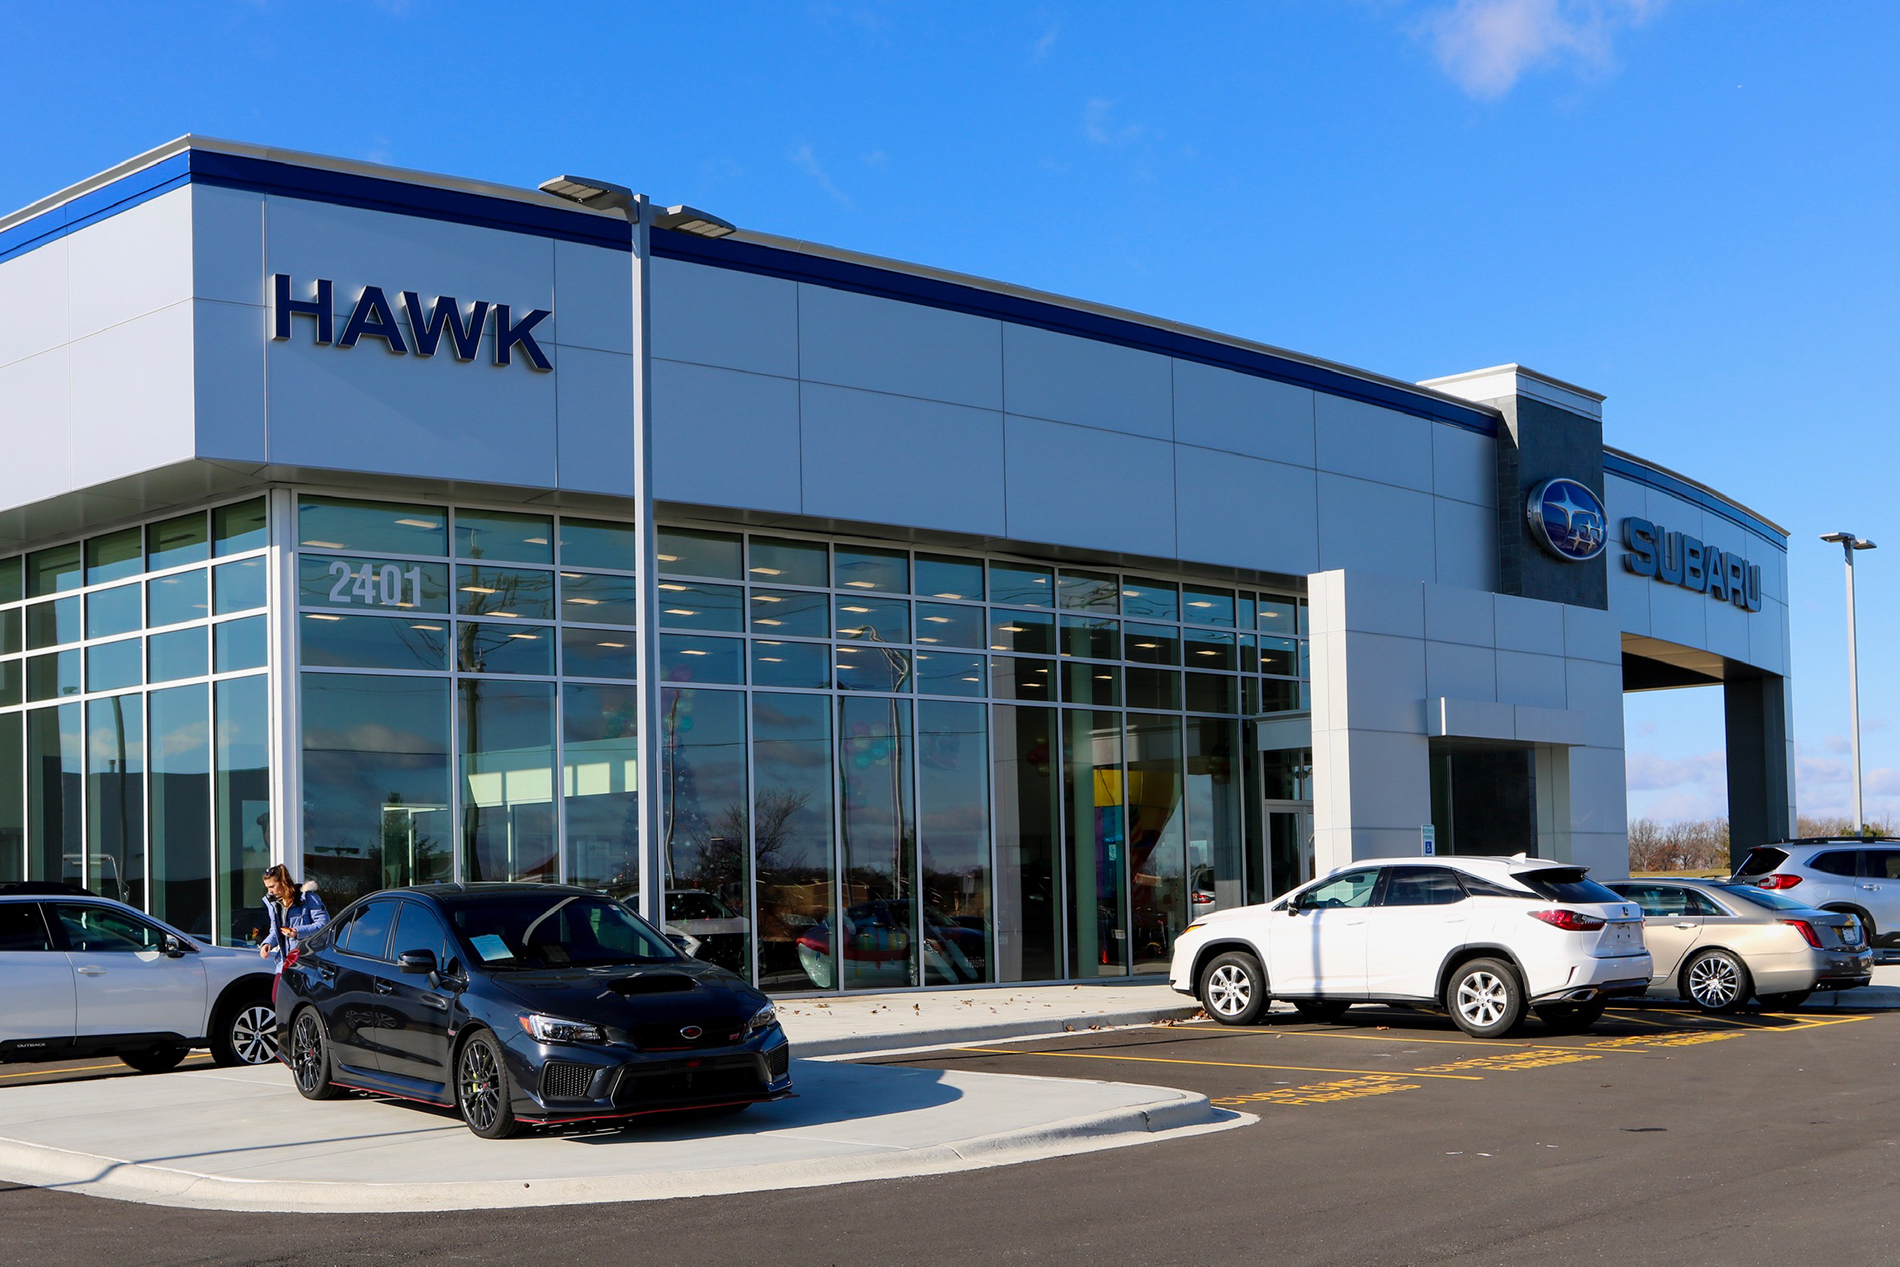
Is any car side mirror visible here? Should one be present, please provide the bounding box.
[666,932,700,957]
[161,934,190,958]
[397,949,437,975]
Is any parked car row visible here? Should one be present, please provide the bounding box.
[1171,851,1873,1038]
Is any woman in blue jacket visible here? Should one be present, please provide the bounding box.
[260,863,329,964]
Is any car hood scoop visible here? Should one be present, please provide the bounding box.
[603,973,699,996]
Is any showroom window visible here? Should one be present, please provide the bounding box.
[0,498,271,946]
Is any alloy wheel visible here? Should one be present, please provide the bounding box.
[1689,954,1741,1008]
[461,1041,502,1133]
[290,1012,325,1094]
[230,1005,278,1065]
[1206,964,1251,1017]
[1456,971,1509,1027]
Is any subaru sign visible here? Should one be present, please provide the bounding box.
[1525,478,1607,562]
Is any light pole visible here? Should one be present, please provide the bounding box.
[1820,532,1877,834]
[536,175,735,927]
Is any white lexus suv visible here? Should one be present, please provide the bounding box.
[1169,856,1652,1037]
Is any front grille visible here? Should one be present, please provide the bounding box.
[541,1060,598,1100]
[766,1044,790,1081]
[612,1057,765,1108]
[630,1017,744,1051]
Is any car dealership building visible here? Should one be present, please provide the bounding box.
[0,137,1793,991]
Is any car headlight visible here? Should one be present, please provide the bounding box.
[743,1003,778,1038]
[518,1013,606,1044]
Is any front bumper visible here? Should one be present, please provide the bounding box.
[499,1026,794,1125]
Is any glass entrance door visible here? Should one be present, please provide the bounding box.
[1264,806,1313,899]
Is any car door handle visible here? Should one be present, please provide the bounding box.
[1863,884,1880,891]
[374,979,395,994]
[422,994,449,1012]
[1673,922,1696,929]
[75,965,105,976]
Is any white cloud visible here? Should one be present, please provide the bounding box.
[789,144,851,207]
[1083,98,1153,146]
[1420,0,1664,100]
[1032,22,1059,61]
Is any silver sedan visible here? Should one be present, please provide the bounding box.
[1604,878,1872,1013]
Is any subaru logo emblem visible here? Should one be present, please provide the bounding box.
[680,1025,703,1040]
[1525,478,1607,562]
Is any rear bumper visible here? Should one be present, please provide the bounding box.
[1529,954,1653,1004]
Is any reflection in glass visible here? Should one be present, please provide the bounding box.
[457,565,556,621]
[751,640,830,690]
[1126,713,1183,975]
[655,582,743,631]
[1061,661,1120,706]
[0,556,21,604]
[87,585,140,639]
[215,616,268,673]
[299,556,449,613]
[149,570,209,626]
[0,607,18,655]
[27,597,80,648]
[456,622,555,675]
[150,685,211,939]
[1261,677,1302,713]
[992,705,1059,981]
[26,650,81,701]
[1058,570,1119,612]
[835,595,908,644]
[661,688,749,974]
[753,693,833,991]
[661,634,744,684]
[1059,615,1118,660]
[86,638,143,693]
[215,675,271,947]
[834,644,910,693]
[918,700,990,984]
[456,509,553,563]
[86,527,143,586]
[748,537,828,588]
[1185,629,1236,670]
[988,562,1053,607]
[1182,587,1236,627]
[914,602,985,648]
[1259,636,1297,676]
[1188,717,1243,918]
[835,547,907,594]
[1263,748,1314,801]
[558,518,639,572]
[1185,673,1238,715]
[988,609,1053,655]
[0,661,17,708]
[213,499,268,556]
[838,694,915,989]
[301,674,451,908]
[299,497,445,556]
[1121,578,1179,621]
[560,571,641,626]
[560,628,638,679]
[26,703,81,884]
[301,614,448,671]
[915,554,983,601]
[563,683,640,899]
[211,559,266,615]
[148,628,207,683]
[460,679,556,883]
[749,589,830,637]
[87,695,144,907]
[0,714,20,883]
[1064,709,1126,978]
[28,544,82,599]
[655,527,740,579]
[988,656,1054,702]
[1124,623,1179,665]
[915,652,985,697]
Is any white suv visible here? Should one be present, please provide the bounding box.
[0,885,281,1072]
[1169,856,1652,1037]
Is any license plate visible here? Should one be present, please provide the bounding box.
[1839,924,1862,946]
[1608,921,1640,947]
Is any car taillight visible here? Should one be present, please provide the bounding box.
[1530,909,1606,932]
[1759,874,1803,890]
[1780,919,1822,948]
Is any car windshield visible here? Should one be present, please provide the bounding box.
[444,894,680,969]
[1733,847,1789,877]
[1516,868,1624,905]
[1714,884,1813,912]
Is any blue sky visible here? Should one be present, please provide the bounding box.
[2,1,1895,827]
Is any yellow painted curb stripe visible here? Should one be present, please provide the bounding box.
[953,1045,1486,1081]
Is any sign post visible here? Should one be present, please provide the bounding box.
[1421,824,1436,857]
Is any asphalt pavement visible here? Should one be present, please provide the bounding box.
[4,999,1898,1264]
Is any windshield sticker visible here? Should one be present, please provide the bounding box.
[470,934,515,963]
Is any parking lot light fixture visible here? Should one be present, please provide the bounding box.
[1820,532,1877,834]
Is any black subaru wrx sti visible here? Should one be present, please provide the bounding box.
[275,883,792,1138]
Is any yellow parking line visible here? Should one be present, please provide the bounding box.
[1171,1022,1682,1055]
[1758,1014,1872,1033]
[953,1045,1486,1081]
[0,1054,214,1081]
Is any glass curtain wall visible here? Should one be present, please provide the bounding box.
[0,498,270,944]
[653,525,1309,992]
[295,497,641,912]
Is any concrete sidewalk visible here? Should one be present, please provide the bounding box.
[775,981,1201,1057]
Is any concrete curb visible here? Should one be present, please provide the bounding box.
[792,1001,1204,1058]
[0,1089,1248,1214]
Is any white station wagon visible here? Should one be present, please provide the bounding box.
[1170,855,1652,1038]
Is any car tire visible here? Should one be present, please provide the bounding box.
[1291,999,1351,1023]
[119,1045,189,1074]
[1682,948,1752,1014]
[1533,1001,1605,1034]
[1199,951,1269,1026]
[1445,958,1527,1038]
[210,990,278,1067]
[456,1030,521,1140]
[1757,990,1811,1012]
[288,1007,342,1100]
